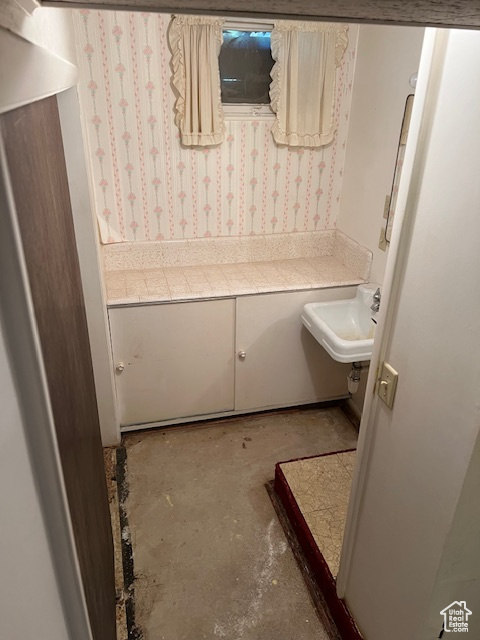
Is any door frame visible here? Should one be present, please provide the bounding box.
[54,1,448,601]
[0,132,93,640]
[336,27,448,597]
[0,10,117,638]
[0,25,78,115]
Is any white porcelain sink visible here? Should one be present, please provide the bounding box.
[302,289,376,363]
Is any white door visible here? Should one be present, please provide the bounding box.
[235,289,355,412]
[109,300,235,426]
[339,30,480,640]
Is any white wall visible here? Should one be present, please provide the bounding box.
[343,29,480,640]
[0,3,76,64]
[337,25,424,285]
[0,324,70,640]
[31,6,77,64]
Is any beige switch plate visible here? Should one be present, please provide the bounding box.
[377,361,398,409]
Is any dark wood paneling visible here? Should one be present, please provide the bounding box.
[1,97,116,640]
[43,0,480,29]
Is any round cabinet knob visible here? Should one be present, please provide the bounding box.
[238,351,246,361]
[116,362,125,373]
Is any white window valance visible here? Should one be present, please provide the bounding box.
[169,15,225,146]
[270,21,348,148]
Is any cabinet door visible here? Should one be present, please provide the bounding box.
[235,290,354,412]
[109,300,235,426]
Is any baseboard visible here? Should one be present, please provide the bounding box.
[120,396,350,432]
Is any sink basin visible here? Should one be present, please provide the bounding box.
[302,290,376,363]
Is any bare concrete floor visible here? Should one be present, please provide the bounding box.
[123,406,358,640]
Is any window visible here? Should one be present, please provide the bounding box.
[219,21,275,119]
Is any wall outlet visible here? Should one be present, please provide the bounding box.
[378,226,387,251]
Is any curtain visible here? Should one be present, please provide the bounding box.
[270,21,348,148]
[169,15,225,146]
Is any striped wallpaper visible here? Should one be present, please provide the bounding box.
[74,10,357,243]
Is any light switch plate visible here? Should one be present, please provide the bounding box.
[377,361,398,409]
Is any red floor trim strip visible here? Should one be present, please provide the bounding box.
[274,456,363,640]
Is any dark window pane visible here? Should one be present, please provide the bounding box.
[219,30,274,104]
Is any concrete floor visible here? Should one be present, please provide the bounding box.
[123,406,358,640]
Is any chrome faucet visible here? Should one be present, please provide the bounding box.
[371,288,381,313]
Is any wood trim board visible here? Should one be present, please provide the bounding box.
[42,0,480,30]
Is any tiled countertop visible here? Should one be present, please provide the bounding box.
[105,255,366,306]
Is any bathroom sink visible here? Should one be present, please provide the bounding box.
[302,289,376,363]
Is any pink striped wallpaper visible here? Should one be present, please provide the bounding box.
[74,11,357,243]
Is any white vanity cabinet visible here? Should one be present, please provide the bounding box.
[235,290,352,412]
[109,287,355,428]
[109,299,235,426]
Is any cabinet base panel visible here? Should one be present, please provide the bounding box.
[119,395,350,433]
